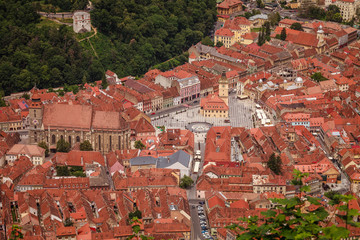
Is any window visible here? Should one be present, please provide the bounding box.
[52,135,56,144]
[76,136,80,142]
[109,135,112,151]
[98,135,101,150]
[68,136,71,145]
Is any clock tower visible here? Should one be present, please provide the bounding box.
[219,70,229,106]
[29,89,43,143]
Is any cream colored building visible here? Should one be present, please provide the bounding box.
[335,0,358,21]
[6,144,45,165]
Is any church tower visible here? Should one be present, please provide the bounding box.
[29,89,43,144]
[219,70,229,106]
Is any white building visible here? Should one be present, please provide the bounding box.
[73,11,91,33]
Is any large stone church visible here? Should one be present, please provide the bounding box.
[28,92,131,154]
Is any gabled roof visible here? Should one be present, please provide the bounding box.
[7,144,45,157]
[156,150,191,169]
[215,28,234,37]
[218,0,243,9]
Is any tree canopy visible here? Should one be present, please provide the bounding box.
[311,72,328,82]
[134,140,145,150]
[280,27,287,41]
[0,0,217,95]
[38,142,50,157]
[267,153,282,175]
[80,140,93,151]
[290,22,303,31]
[0,0,104,95]
[180,175,194,189]
[90,0,218,77]
[56,139,71,152]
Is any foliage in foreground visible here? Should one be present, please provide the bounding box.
[227,169,360,240]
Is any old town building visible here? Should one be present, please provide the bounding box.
[28,92,131,154]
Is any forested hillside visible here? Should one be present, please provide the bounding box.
[0,0,217,95]
[90,0,217,76]
[0,0,103,95]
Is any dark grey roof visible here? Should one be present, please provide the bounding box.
[156,150,191,169]
[130,156,157,166]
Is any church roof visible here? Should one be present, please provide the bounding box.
[43,104,92,130]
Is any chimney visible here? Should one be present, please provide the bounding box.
[81,156,83,166]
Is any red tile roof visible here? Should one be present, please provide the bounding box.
[215,28,234,37]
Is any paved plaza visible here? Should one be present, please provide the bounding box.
[151,94,255,130]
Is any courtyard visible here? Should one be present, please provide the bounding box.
[151,94,255,130]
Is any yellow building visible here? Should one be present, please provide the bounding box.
[214,17,252,48]
[200,94,229,118]
[214,28,235,48]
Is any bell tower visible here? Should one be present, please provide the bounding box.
[29,89,43,144]
[218,70,229,106]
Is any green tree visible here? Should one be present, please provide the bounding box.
[290,22,303,31]
[64,218,73,227]
[256,0,265,8]
[280,27,287,41]
[38,142,50,157]
[80,140,93,151]
[56,139,71,152]
[0,91,6,107]
[129,208,142,220]
[258,30,264,46]
[101,77,108,90]
[311,72,328,82]
[134,140,145,150]
[9,225,23,240]
[264,21,271,37]
[56,166,70,176]
[127,217,153,240]
[21,93,30,100]
[216,41,224,47]
[267,153,282,175]
[227,169,360,240]
[179,175,194,189]
[201,36,214,46]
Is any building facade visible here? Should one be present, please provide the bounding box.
[73,11,91,33]
[28,94,131,154]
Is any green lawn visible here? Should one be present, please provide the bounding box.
[251,28,262,32]
[37,17,60,28]
[56,18,73,24]
[76,30,95,40]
